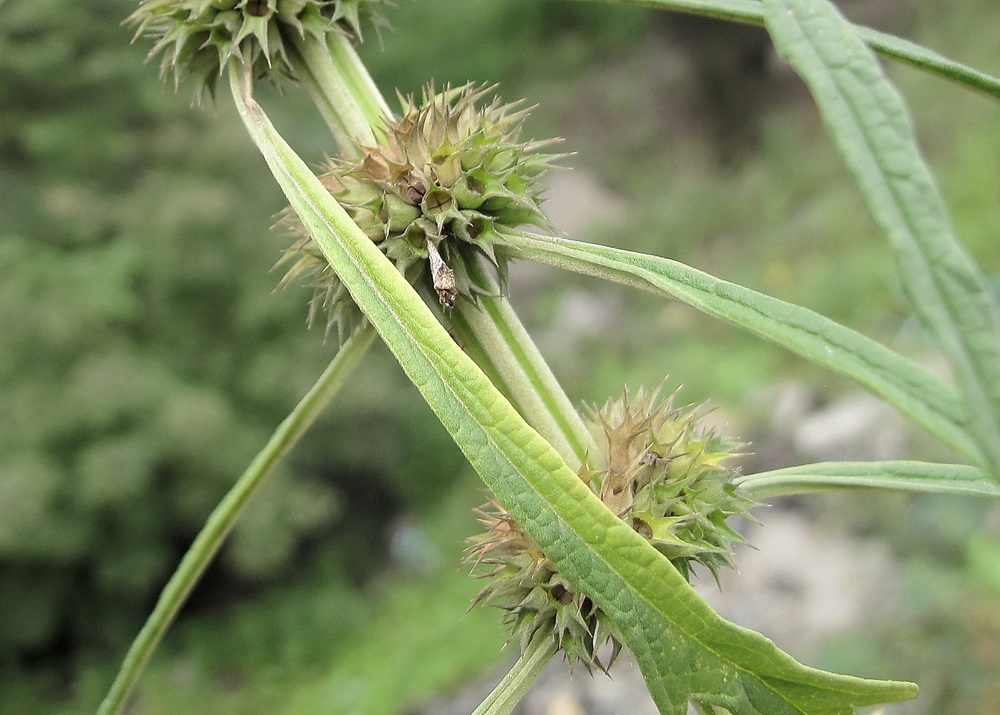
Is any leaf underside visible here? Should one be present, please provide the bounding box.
[503,230,976,462]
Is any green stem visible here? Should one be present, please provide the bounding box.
[326,31,393,128]
[450,255,596,469]
[472,631,558,715]
[288,33,386,151]
[97,325,376,715]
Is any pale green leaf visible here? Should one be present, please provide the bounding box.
[230,66,917,714]
[762,0,1000,479]
[736,460,1000,501]
[502,230,977,462]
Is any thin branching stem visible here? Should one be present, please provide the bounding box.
[326,31,393,129]
[472,631,558,715]
[97,325,376,715]
[287,35,379,152]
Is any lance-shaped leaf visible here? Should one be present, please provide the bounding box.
[735,460,1000,500]
[230,67,916,714]
[761,0,1000,479]
[502,230,977,462]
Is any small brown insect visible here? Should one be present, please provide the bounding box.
[426,240,458,308]
[640,451,667,467]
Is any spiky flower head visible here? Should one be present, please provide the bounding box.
[127,0,387,99]
[278,83,561,336]
[466,385,754,670]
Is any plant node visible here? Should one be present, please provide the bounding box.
[277,83,562,338]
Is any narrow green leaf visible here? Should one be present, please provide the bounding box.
[502,230,978,462]
[582,0,1000,101]
[735,460,1000,501]
[762,0,1000,479]
[231,66,917,714]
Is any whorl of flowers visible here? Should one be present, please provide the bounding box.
[277,83,561,336]
[127,0,386,98]
[465,386,754,670]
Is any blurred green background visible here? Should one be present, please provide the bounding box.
[1,0,999,713]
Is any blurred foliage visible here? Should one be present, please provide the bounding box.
[0,0,465,670]
[357,0,651,97]
[0,0,645,708]
[2,0,999,713]
[819,494,1000,714]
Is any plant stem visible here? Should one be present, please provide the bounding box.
[288,32,389,152]
[326,31,393,129]
[472,631,558,715]
[97,324,376,715]
[450,255,596,469]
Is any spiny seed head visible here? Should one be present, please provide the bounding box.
[582,386,754,581]
[465,385,754,670]
[277,82,562,338]
[127,0,387,100]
